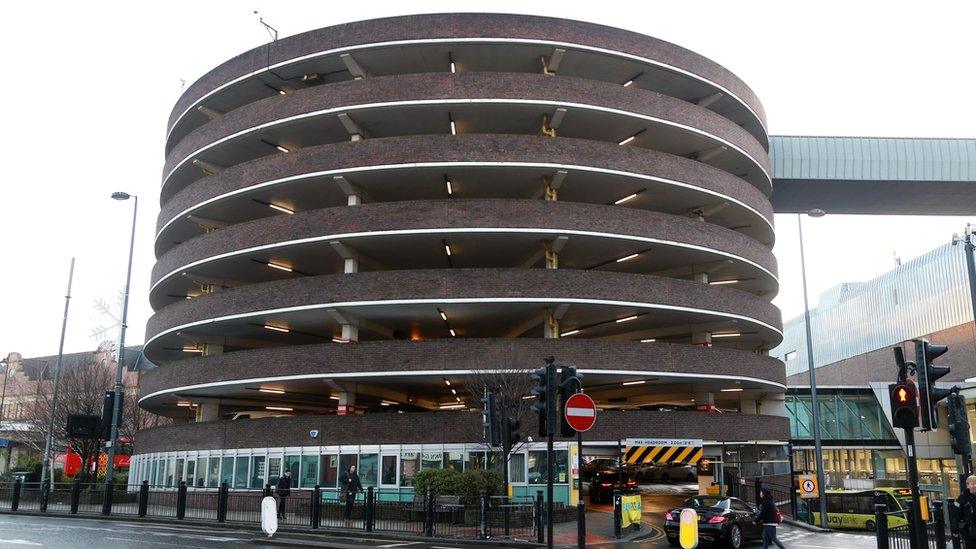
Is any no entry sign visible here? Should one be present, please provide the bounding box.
[564,393,597,432]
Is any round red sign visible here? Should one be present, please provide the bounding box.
[564,393,597,432]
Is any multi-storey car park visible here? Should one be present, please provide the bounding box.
[131,13,788,501]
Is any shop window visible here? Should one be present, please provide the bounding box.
[465,451,486,471]
[234,457,249,488]
[220,457,234,486]
[359,454,378,487]
[267,457,281,486]
[208,457,220,487]
[166,459,177,486]
[319,454,338,488]
[445,451,464,471]
[509,453,526,483]
[381,455,398,485]
[250,456,266,489]
[401,452,420,486]
[176,459,185,484]
[195,458,206,487]
[528,450,569,484]
[283,455,300,485]
[300,456,318,488]
[421,452,443,470]
[185,460,195,487]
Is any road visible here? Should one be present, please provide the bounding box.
[0,514,493,548]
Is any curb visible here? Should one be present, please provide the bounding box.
[783,518,831,533]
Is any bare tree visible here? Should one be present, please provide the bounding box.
[465,366,536,457]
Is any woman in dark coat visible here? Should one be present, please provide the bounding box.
[339,465,363,519]
[759,487,786,549]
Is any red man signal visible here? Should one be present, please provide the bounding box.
[890,381,919,429]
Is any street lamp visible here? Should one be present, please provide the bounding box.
[103,191,137,514]
[797,208,828,527]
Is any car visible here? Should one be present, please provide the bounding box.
[640,462,698,483]
[663,496,762,548]
[588,469,638,504]
[581,458,618,480]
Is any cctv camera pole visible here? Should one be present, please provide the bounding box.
[40,258,76,492]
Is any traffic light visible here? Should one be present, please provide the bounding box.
[481,392,501,446]
[101,390,123,440]
[890,381,919,429]
[948,393,972,457]
[558,365,581,437]
[505,417,521,446]
[531,357,556,438]
[916,339,951,430]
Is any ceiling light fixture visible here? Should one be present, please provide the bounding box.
[329,395,340,401]
[267,262,292,272]
[623,79,634,87]
[266,406,294,411]
[449,328,457,337]
[439,310,448,321]
[614,193,640,205]
[451,389,457,395]
[720,388,744,392]
[616,253,639,263]
[449,116,457,135]
[275,144,290,153]
[450,61,456,74]
[622,380,645,386]
[439,403,465,409]
[259,388,285,394]
[446,179,453,195]
[640,338,656,343]
[709,279,739,285]
[616,315,639,323]
[268,203,294,214]
[618,134,639,146]
[444,379,451,386]
[712,332,742,338]
[444,243,452,256]
[561,329,580,337]
[181,346,203,353]
[264,325,289,333]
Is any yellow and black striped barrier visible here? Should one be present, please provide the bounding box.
[623,438,704,465]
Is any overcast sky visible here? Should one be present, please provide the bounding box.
[1,1,974,358]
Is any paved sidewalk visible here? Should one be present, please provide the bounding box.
[551,509,662,547]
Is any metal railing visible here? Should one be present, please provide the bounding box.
[0,480,549,542]
[875,499,948,549]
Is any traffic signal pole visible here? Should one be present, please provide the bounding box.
[546,362,555,549]
[903,427,928,549]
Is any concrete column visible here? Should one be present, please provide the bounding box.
[195,402,220,422]
[337,392,356,415]
[691,331,712,347]
[202,344,223,356]
[544,308,559,339]
[344,258,359,273]
[694,392,715,412]
[693,272,709,284]
[347,194,361,206]
[341,324,359,342]
[740,398,758,415]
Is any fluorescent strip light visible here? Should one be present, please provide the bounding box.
[439,403,465,409]
[446,179,453,195]
[182,346,203,353]
[381,400,398,406]
[450,389,457,395]
[640,338,656,343]
[522,395,534,400]
[450,119,457,135]
[259,388,285,394]
[616,315,639,323]
[449,328,457,337]
[622,380,645,386]
[455,396,462,402]
[560,330,580,337]
[439,310,448,321]
[444,244,452,256]
[616,253,639,263]
[266,406,293,411]
[264,325,289,333]
[618,134,638,146]
[444,379,451,386]
[712,332,741,338]
[709,280,739,285]
[267,262,292,272]
[329,395,340,400]
[278,89,287,95]
[268,203,294,214]
[450,61,456,74]
[623,79,634,87]
[275,145,290,153]
[176,402,192,407]
[614,193,639,205]
[720,388,744,392]
[380,402,390,406]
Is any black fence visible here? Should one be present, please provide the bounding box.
[0,480,546,543]
[875,499,949,549]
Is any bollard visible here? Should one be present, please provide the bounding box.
[138,480,149,517]
[613,490,622,539]
[934,501,946,549]
[536,490,545,544]
[177,481,187,520]
[365,486,375,532]
[311,485,321,529]
[875,503,889,549]
[101,480,114,516]
[70,480,81,514]
[424,487,435,537]
[217,482,228,523]
[479,490,489,540]
[11,480,22,511]
[40,480,50,512]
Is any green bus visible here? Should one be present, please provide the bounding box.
[799,488,912,531]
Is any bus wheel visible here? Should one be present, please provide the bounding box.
[865,520,876,532]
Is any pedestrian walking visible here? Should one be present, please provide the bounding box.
[339,464,363,519]
[276,469,292,519]
[954,475,976,548]
[759,487,786,549]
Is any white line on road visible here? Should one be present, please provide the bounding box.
[0,541,42,546]
[103,537,212,549]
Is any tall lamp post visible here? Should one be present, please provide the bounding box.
[797,208,828,528]
[103,191,137,514]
